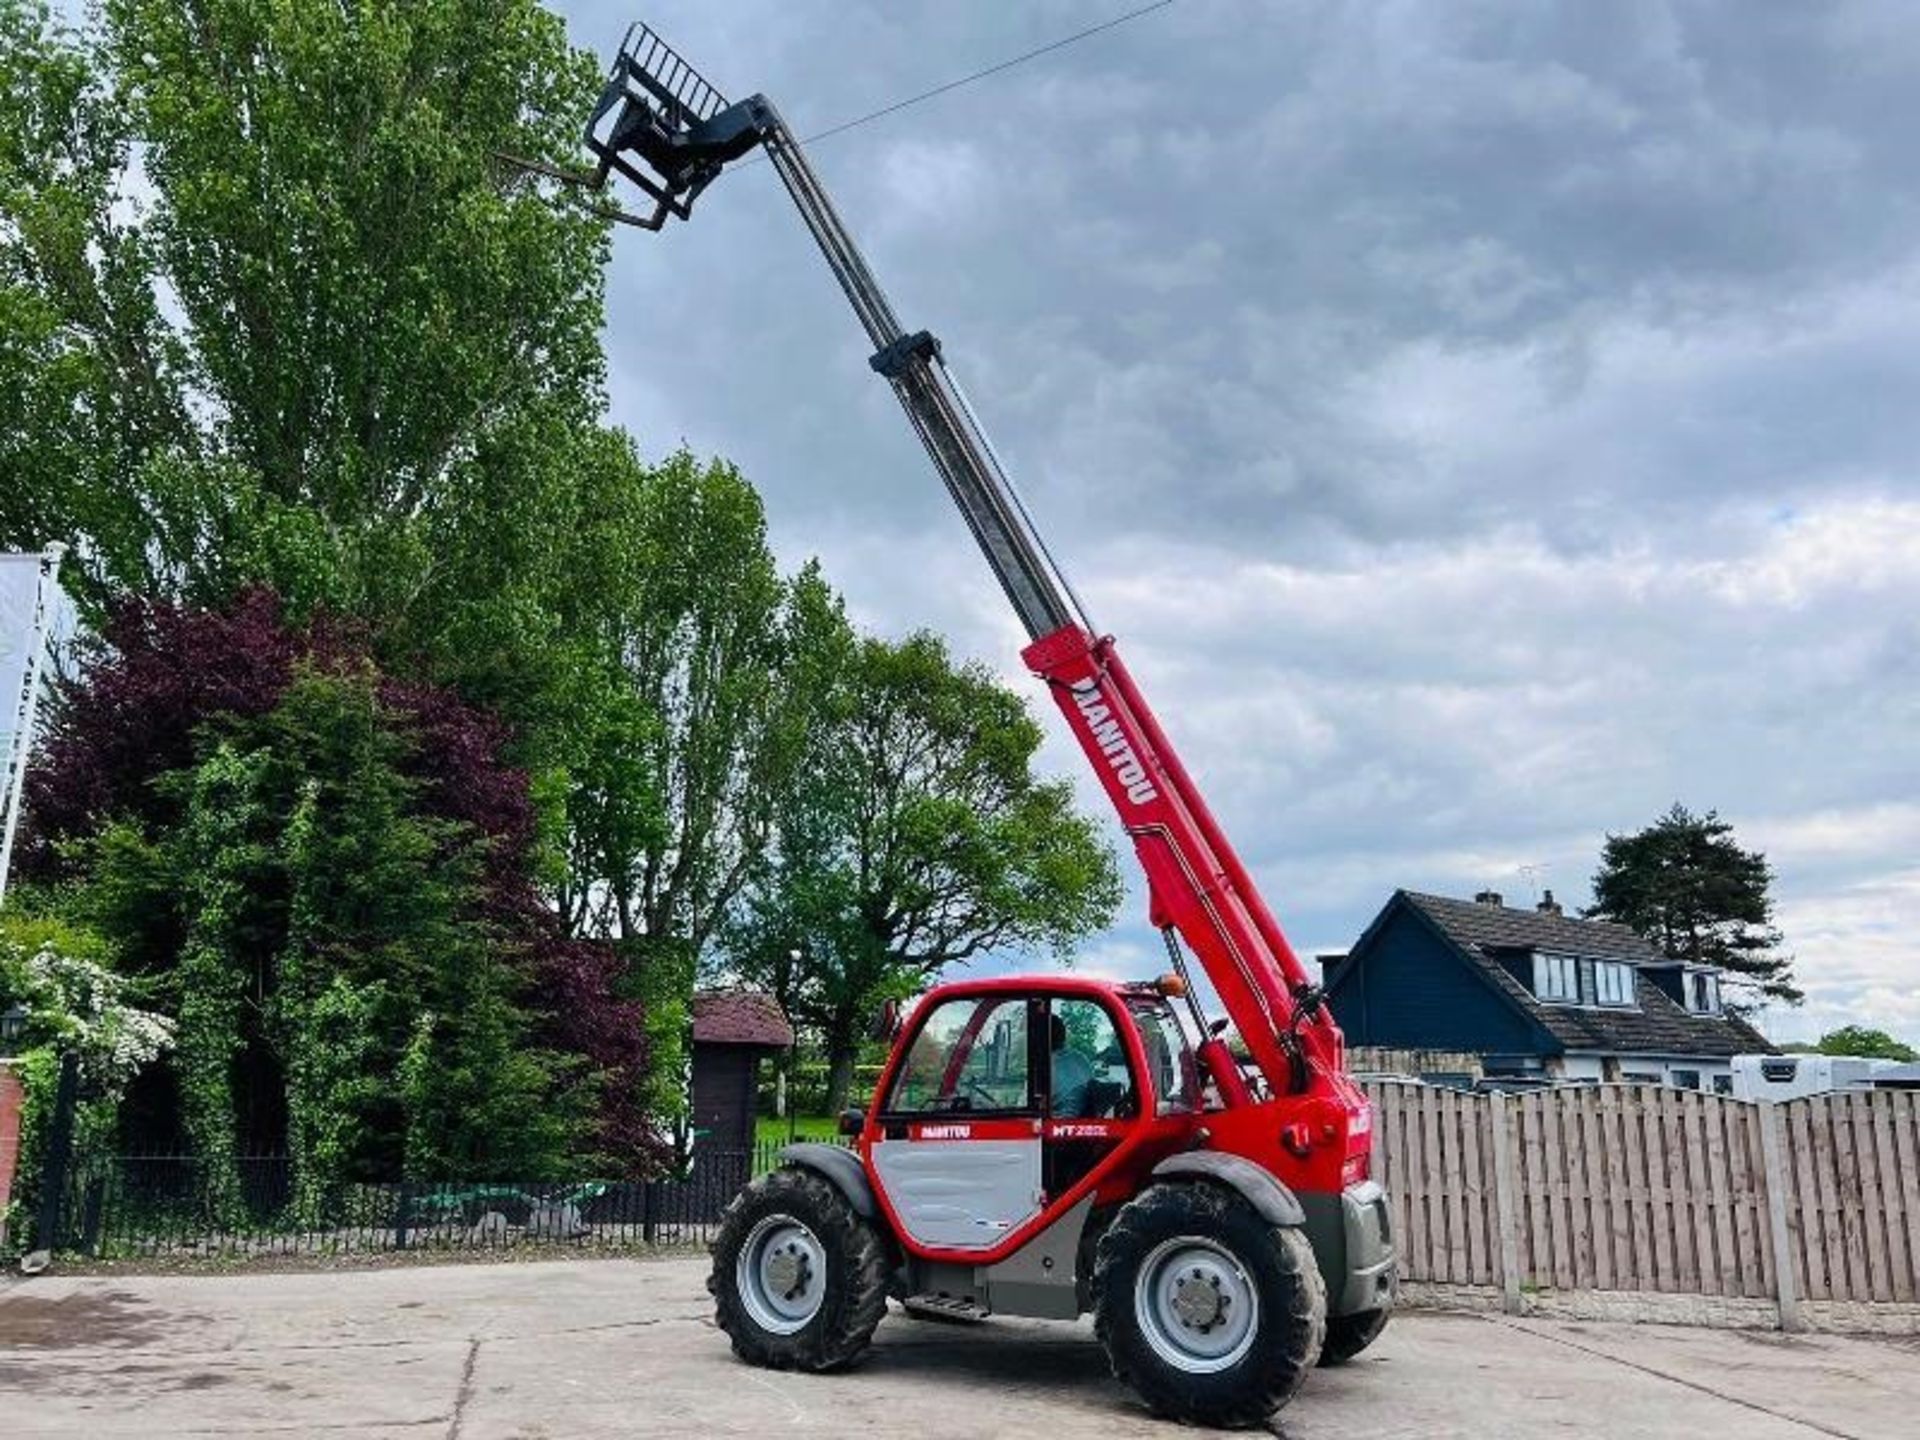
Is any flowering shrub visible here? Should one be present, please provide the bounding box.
[0,916,174,1101]
[0,914,175,1252]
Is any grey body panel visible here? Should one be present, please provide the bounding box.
[777,1142,876,1218]
[912,1261,984,1306]
[1150,1151,1306,1226]
[899,1192,1095,1320]
[982,1193,1094,1319]
[871,1137,1042,1249]
[1299,1180,1398,1317]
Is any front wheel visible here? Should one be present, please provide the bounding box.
[708,1166,889,1371]
[1093,1182,1326,1428]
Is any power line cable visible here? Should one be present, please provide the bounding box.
[765,0,1176,153]
[497,4,1176,196]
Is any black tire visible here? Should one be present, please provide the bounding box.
[708,1165,889,1372]
[1093,1182,1326,1429]
[1319,1305,1390,1365]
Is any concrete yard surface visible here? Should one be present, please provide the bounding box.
[2,1257,1916,1438]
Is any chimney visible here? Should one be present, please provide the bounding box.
[1474,890,1503,908]
[1536,889,1563,917]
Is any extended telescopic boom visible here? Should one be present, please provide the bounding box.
[583,26,1346,1104]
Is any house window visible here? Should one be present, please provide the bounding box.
[1533,952,1578,1004]
[1711,1074,1733,1096]
[1539,954,1634,1007]
[1671,1069,1702,1091]
[1687,971,1720,1015]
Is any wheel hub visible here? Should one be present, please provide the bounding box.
[1134,1236,1261,1374]
[736,1215,827,1335]
[1171,1269,1229,1331]
[765,1244,810,1298]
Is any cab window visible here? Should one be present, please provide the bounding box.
[887,996,1032,1114]
[1048,998,1138,1118]
[1129,999,1200,1114]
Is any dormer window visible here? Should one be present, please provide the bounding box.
[1687,970,1721,1015]
[1532,952,1637,1008]
[1534,952,1578,1003]
[1595,960,1635,1007]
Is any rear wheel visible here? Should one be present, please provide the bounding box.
[1319,1305,1390,1365]
[709,1166,889,1371]
[1093,1183,1325,1428]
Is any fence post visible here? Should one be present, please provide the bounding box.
[1487,1089,1524,1314]
[78,1174,105,1256]
[26,1052,81,1263]
[1756,1100,1802,1332]
[393,1182,411,1252]
[0,1061,23,1250]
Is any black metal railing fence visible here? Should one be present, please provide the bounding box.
[45,1138,842,1259]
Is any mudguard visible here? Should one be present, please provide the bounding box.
[777,1142,877,1219]
[1151,1151,1307,1228]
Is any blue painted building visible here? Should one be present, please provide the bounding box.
[1323,890,1774,1090]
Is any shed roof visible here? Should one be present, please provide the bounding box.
[692,990,795,1049]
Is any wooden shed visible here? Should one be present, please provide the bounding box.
[691,990,794,1155]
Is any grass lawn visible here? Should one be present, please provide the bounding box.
[754,1114,843,1146]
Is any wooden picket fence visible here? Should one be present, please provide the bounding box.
[1361,1081,1920,1323]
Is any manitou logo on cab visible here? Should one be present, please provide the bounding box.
[915,1124,973,1140]
[1068,680,1160,805]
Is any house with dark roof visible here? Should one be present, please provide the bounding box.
[1322,889,1774,1091]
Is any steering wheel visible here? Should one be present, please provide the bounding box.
[928,1077,1001,1112]
[956,1077,1002,1110]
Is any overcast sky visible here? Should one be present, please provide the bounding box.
[551,1,1917,1043]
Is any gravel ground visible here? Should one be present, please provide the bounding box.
[3,1255,1916,1438]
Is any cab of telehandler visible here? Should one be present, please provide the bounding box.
[852,977,1205,1254]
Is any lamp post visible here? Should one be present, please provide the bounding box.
[777,947,801,1134]
[0,1001,28,1057]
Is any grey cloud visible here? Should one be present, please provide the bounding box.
[562,0,1920,1042]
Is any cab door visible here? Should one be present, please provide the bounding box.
[870,994,1042,1250]
[1041,995,1143,1201]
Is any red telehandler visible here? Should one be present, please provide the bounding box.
[577,26,1395,1426]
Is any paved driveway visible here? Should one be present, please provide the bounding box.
[2,1256,1914,1438]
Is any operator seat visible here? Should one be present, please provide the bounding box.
[1050,1015,1095,1117]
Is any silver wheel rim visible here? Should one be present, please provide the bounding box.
[736,1214,827,1336]
[1134,1235,1260,1374]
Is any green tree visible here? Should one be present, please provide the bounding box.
[0,0,826,1153]
[76,666,586,1193]
[552,453,852,1141]
[1815,1026,1917,1062]
[728,633,1123,1112]
[0,0,608,628]
[1587,803,1800,1008]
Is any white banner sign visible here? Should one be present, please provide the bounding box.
[0,555,44,760]
[0,549,66,903]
